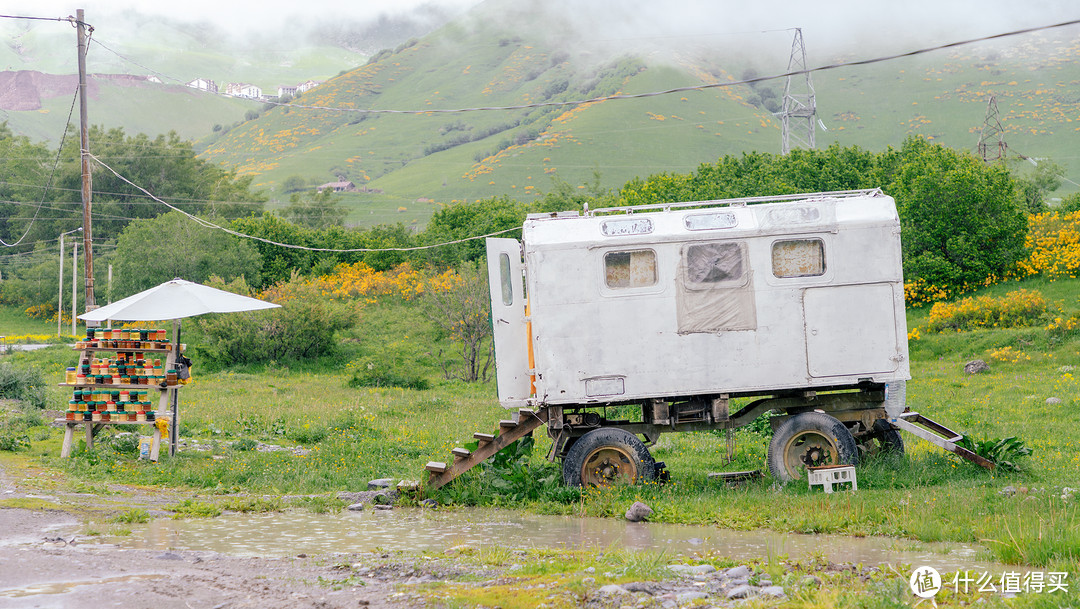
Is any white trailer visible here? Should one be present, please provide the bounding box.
[428,189,934,488]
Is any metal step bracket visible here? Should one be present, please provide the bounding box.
[889,411,994,470]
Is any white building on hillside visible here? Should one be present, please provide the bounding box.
[224,82,262,99]
[186,78,217,92]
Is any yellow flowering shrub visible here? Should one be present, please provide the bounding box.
[260,262,460,304]
[925,289,1049,332]
[1016,210,1080,279]
[989,346,1031,364]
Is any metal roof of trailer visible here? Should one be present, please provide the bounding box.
[522,189,896,248]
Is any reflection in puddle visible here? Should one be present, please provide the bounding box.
[103,508,993,572]
[0,574,166,598]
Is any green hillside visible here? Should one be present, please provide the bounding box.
[0,14,368,147]
[200,11,1080,226]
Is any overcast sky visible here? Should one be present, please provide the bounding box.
[8,0,1079,62]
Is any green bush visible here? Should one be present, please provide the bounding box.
[346,338,432,390]
[194,276,358,369]
[0,404,46,451]
[0,361,47,409]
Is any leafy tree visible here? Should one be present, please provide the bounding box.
[112,211,262,297]
[280,175,308,193]
[279,189,348,230]
[888,138,1026,292]
[423,262,493,382]
[1012,159,1063,213]
[417,196,527,267]
[0,126,265,252]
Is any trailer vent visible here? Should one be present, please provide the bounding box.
[684,212,737,231]
[601,218,653,236]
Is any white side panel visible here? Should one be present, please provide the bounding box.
[486,238,531,408]
[804,283,899,377]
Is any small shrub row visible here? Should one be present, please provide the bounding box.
[0,361,46,409]
[925,289,1050,332]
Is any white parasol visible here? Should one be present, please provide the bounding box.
[79,278,279,322]
[77,278,280,456]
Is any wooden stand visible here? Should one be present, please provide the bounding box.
[59,418,163,461]
[59,339,183,459]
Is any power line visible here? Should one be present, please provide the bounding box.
[89,152,519,253]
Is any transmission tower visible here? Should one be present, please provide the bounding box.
[976,95,1007,163]
[781,28,816,155]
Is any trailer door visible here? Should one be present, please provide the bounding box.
[486,238,532,408]
[804,283,899,377]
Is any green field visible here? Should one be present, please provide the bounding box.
[1,275,1078,578]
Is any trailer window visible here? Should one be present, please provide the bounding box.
[772,239,825,278]
[499,253,514,305]
[604,249,657,288]
[686,242,744,285]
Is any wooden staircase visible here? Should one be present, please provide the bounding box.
[425,407,549,490]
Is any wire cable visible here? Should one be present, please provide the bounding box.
[88,153,519,252]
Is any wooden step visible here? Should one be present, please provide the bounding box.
[514,408,535,423]
[426,407,550,490]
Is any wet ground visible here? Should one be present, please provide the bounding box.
[98,506,993,573]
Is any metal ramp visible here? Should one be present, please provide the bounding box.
[890,412,995,470]
[425,408,549,490]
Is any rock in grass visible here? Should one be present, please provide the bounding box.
[725,565,752,580]
[964,359,990,375]
[598,584,630,595]
[1046,397,1062,405]
[726,584,756,599]
[368,478,393,490]
[761,585,786,598]
[624,501,653,522]
[346,503,365,511]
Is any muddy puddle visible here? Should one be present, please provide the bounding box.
[101,508,994,572]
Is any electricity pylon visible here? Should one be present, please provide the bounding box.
[976,95,1007,163]
[781,28,816,155]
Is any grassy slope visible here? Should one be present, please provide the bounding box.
[0,17,366,147]
[202,23,1080,229]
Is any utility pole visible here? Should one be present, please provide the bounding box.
[781,28,817,155]
[977,95,1007,163]
[76,8,97,319]
[57,227,82,336]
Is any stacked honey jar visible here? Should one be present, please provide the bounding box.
[74,327,174,350]
[62,327,184,423]
[69,352,173,387]
[65,387,157,423]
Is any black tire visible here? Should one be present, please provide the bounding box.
[562,428,656,487]
[767,412,859,482]
[858,419,905,460]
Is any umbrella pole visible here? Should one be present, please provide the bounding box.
[170,319,180,457]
